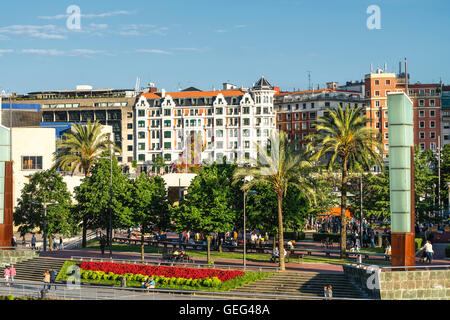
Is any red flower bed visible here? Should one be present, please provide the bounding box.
[79,262,245,282]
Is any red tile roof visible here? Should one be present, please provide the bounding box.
[142,90,244,100]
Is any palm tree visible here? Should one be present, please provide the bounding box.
[53,120,120,247]
[233,130,315,271]
[306,104,382,257]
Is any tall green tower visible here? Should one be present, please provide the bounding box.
[387,92,416,266]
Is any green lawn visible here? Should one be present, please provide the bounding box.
[85,240,390,266]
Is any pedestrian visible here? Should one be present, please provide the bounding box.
[53,236,57,251]
[421,240,434,264]
[31,234,36,250]
[9,265,16,285]
[59,236,64,250]
[323,286,329,298]
[49,269,57,290]
[327,285,333,298]
[43,270,51,291]
[11,236,17,248]
[100,236,106,255]
[3,266,10,287]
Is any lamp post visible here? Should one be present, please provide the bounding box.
[359,174,363,248]
[108,139,113,258]
[243,188,257,269]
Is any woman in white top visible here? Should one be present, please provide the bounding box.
[421,240,434,264]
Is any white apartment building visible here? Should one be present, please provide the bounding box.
[134,77,276,171]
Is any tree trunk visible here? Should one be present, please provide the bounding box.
[272,233,276,252]
[82,217,87,248]
[277,193,286,271]
[340,166,348,258]
[206,235,212,264]
[141,234,145,262]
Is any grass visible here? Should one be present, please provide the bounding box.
[56,260,273,292]
[84,240,390,266]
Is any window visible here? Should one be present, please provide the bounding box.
[419,100,425,107]
[376,122,380,129]
[375,101,380,107]
[384,133,389,140]
[278,114,282,121]
[138,121,145,128]
[127,134,133,140]
[430,142,436,150]
[127,112,133,119]
[384,122,388,128]
[419,110,425,117]
[164,131,171,139]
[138,110,145,117]
[309,112,316,119]
[419,132,425,139]
[138,154,145,161]
[138,132,145,139]
[216,130,223,137]
[430,100,435,106]
[375,111,380,118]
[216,119,223,126]
[127,123,133,129]
[127,146,133,151]
[164,142,171,149]
[419,121,425,128]
[430,132,436,139]
[430,121,435,128]
[243,118,250,126]
[375,80,380,86]
[430,110,435,117]
[386,80,391,85]
[375,91,380,97]
[138,143,145,151]
[419,143,425,151]
[22,156,42,170]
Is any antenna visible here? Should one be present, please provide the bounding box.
[135,77,141,91]
[307,71,311,91]
[405,58,408,93]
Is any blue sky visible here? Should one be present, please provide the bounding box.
[0,0,449,94]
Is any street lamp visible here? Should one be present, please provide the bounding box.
[243,176,256,269]
[100,135,114,258]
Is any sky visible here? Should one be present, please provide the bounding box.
[0,0,449,94]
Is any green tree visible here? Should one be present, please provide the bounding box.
[53,120,120,247]
[245,182,310,250]
[307,104,382,257]
[14,170,75,249]
[414,147,439,223]
[152,155,166,175]
[233,131,315,271]
[74,154,133,249]
[130,174,170,260]
[171,162,242,263]
[441,144,450,211]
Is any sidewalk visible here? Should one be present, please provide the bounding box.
[40,248,345,273]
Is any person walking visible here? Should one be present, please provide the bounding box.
[421,240,434,264]
[11,236,17,248]
[9,265,16,285]
[3,266,10,287]
[49,269,57,290]
[53,236,57,251]
[59,237,64,250]
[43,270,51,291]
[100,236,106,255]
[31,234,36,250]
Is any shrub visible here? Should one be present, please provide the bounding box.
[312,233,340,242]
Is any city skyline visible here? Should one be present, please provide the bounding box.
[0,0,449,94]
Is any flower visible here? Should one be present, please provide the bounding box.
[78,262,245,282]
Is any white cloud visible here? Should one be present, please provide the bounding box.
[235,25,247,28]
[21,49,107,57]
[0,49,13,56]
[215,29,227,33]
[0,25,67,40]
[136,49,173,55]
[118,24,168,37]
[89,24,108,30]
[39,10,135,20]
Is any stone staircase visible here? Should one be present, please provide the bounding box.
[227,271,369,299]
[10,257,66,282]
[0,250,38,267]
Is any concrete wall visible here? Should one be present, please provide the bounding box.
[343,264,450,300]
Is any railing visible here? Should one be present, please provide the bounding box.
[347,262,450,271]
[69,256,280,272]
[0,279,370,301]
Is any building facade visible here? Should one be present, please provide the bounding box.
[13,87,138,167]
[441,85,450,146]
[275,88,365,150]
[134,77,276,171]
[364,68,442,155]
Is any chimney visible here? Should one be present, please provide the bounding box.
[161,89,166,98]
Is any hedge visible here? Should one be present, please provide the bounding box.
[312,233,341,242]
